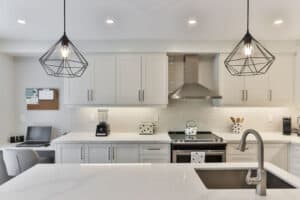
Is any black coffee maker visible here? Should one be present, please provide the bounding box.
[96,109,110,136]
[282,117,291,135]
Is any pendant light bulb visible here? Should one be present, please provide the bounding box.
[61,44,70,58]
[244,42,253,56]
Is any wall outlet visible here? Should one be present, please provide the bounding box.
[268,114,273,123]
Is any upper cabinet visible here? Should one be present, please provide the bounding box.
[93,55,117,105]
[116,54,142,105]
[218,53,295,106]
[64,53,168,106]
[64,56,94,105]
[142,54,168,105]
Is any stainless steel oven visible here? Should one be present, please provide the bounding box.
[169,131,227,163]
[172,149,226,163]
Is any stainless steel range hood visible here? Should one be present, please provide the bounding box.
[169,55,222,100]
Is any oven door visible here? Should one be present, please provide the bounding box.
[172,150,226,163]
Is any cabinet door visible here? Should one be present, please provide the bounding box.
[92,55,116,105]
[142,54,168,105]
[265,144,288,170]
[269,54,295,105]
[218,54,246,106]
[64,57,93,104]
[86,144,111,163]
[112,144,139,163]
[116,55,142,105]
[244,74,269,105]
[290,144,300,177]
[56,144,85,163]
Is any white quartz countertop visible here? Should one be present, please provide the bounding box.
[52,132,171,144]
[215,131,300,144]
[52,131,300,145]
[1,162,300,200]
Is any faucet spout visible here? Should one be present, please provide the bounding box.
[238,129,266,196]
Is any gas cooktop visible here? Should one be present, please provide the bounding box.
[168,131,224,144]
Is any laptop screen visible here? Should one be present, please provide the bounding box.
[26,126,52,142]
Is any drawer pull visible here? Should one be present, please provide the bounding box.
[147,148,161,151]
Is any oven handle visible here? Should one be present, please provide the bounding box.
[172,150,226,163]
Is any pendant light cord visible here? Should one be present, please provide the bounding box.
[247,0,249,32]
[64,0,66,34]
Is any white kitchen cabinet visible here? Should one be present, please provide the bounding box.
[290,144,300,177]
[268,54,295,106]
[142,54,168,105]
[56,143,170,164]
[218,54,246,106]
[64,57,93,105]
[218,53,295,106]
[86,144,111,163]
[139,144,170,163]
[265,143,288,170]
[226,143,257,162]
[64,53,168,106]
[226,143,288,170]
[56,144,85,163]
[92,55,116,105]
[111,144,140,163]
[116,54,142,105]
[244,74,269,105]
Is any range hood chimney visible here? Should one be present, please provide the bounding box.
[169,55,222,100]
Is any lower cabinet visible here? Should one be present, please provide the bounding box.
[86,144,111,163]
[56,144,86,163]
[290,144,300,177]
[111,144,139,163]
[226,143,288,170]
[55,143,170,164]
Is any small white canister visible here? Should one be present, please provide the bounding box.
[139,122,155,135]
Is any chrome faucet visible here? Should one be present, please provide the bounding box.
[238,129,266,196]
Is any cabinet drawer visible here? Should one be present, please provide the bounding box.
[140,155,170,163]
[227,144,257,155]
[140,144,170,155]
[227,154,257,162]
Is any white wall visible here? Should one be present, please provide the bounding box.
[13,56,297,134]
[14,57,69,137]
[0,54,15,143]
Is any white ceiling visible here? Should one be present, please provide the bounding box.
[0,0,300,41]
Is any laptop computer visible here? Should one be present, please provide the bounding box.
[17,126,52,147]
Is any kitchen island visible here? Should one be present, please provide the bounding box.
[0,162,300,200]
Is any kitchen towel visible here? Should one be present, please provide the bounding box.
[191,152,205,163]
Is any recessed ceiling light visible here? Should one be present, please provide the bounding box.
[17,19,26,25]
[106,19,115,24]
[273,19,284,25]
[188,19,197,25]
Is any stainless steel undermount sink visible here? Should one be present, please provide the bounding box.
[195,169,296,189]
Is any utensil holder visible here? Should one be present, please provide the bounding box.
[232,123,242,134]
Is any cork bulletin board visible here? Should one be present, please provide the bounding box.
[26,88,59,110]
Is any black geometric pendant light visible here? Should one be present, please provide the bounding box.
[39,0,88,78]
[224,0,275,76]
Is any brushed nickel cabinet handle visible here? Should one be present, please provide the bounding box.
[81,146,84,161]
[142,90,145,102]
[245,90,248,101]
[87,90,90,101]
[269,90,272,101]
[108,147,111,161]
[112,147,115,161]
[138,90,141,102]
[90,90,93,101]
[242,90,245,101]
[147,148,161,151]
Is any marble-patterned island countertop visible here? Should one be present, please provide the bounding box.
[1,162,300,200]
[52,132,171,144]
